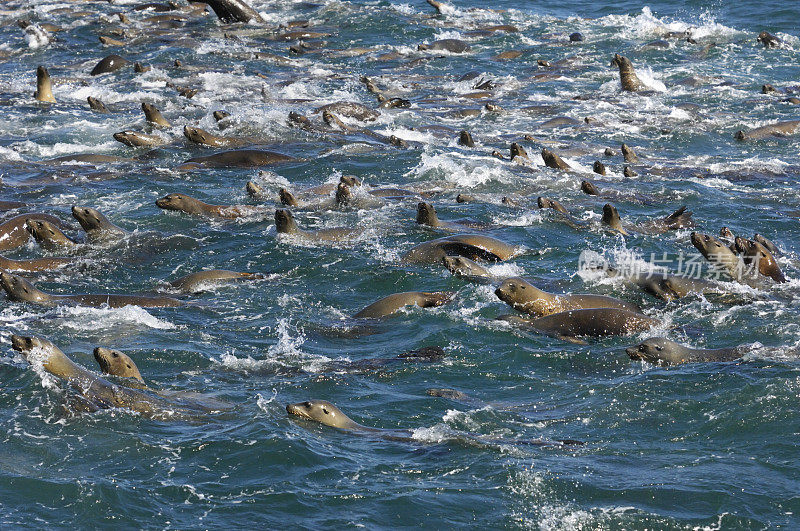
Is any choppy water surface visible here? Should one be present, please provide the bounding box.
[0,0,798,527]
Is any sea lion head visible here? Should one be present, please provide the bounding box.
[278,188,298,207]
[0,271,50,303]
[25,219,64,244]
[495,277,541,307]
[286,399,354,429]
[735,237,785,282]
[719,226,734,240]
[10,334,61,363]
[733,130,746,141]
[455,193,474,203]
[156,193,200,214]
[93,347,144,383]
[581,180,600,195]
[34,65,55,103]
[340,175,361,187]
[602,204,624,231]
[335,183,352,205]
[690,232,728,259]
[246,181,263,198]
[141,102,158,116]
[183,125,212,144]
[611,53,631,70]
[419,291,456,308]
[442,255,485,277]
[510,142,527,159]
[458,130,475,147]
[71,206,110,232]
[592,161,606,175]
[274,209,298,233]
[416,202,438,225]
[626,337,689,365]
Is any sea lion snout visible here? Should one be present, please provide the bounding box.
[10,334,32,352]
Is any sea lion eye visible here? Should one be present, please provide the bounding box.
[656,346,662,351]
[126,364,131,369]
[322,407,329,415]
[303,401,311,408]
[112,352,119,358]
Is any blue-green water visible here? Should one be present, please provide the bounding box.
[0,0,799,528]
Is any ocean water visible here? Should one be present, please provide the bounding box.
[0,0,798,528]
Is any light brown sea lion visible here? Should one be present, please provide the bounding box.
[87,96,109,113]
[418,39,470,53]
[541,148,570,170]
[99,35,125,46]
[598,266,724,302]
[0,271,184,308]
[34,66,56,103]
[690,232,747,281]
[621,143,638,162]
[0,254,73,272]
[611,53,643,92]
[90,54,129,75]
[734,120,800,141]
[142,102,171,128]
[11,335,222,418]
[156,193,259,219]
[181,149,297,169]
[275,209,361,242]
[113,131,165,147]
[496,277,640,317]
[734,237,786,283]
[455,194,475,203]
[353,291,455,319]
[602,204,692,235]
[25,219,79,250]
[499,307,659,339]
[314,102,378,122]
[71,206,126,242]
[539,117,582,129]
[93,347,144,383]
[168,269,266,293]
[183,126,248,147]
[402,234,518,264]
[0,213,68,252]
[627,337,745,365]
[442,255,492,282]
[416,202,486,232]
[44,154,128,165]
[287,400,410,437]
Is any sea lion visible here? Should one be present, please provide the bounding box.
[314,102,379,122]
[90,54,128,75]
[627,337,745,365]
[44,154,128,165]
[602,204,628,235]
[592,161,606,175]
[623,166,637,177]
[734,237,786,283]
[539,117,582,129]
[142,102,171,128]
[183,126,248,147]
[537,197,569,215]
[603,204,692,235]
[753,234,780,256]
[442,255,492,282]
[87,96,109,113]
[168,270,266,293]
[458,131,475,147]
[11,335,220,418]
[199,0,265,23]
[353,291,455,319]
[510,143,529,163]
[690,232,746,281]
[113,131,165,147]
[34,66,55,103]
[757,31,780,48]
[287,400,412,438]
[72,206,126,242]
[611,53,643,92]
[275,209,361,242]
[93,347,144,383]
[0,213,68,252]
[156,193,259,219]
[182,149,297,169]
[25,219,79,250]
[541,148,571,170]
[499,307,659,339]
[455,194,475,203]
[621,143,638,163]
[416,202,484,232]
[599,266,723,302]
[0,271,184,308]
[0,254,73,272]
[734,120,800,141]
[401,234,518,264]
[418,39,470,53]
[495,277,640,317]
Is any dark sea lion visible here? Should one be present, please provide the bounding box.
[500,308,659,339]
[90,54,129,75]
[87,96,109,113]
[275,209,361,242]
[581,180,600,195]
[442,255,492,282]
[611,53,643,92]
[113,131,165,147]
[600,266,723,302]
[496,277,640,317]
[621,143,638,163]
[539,117,582,129]
[602,204,628,235]
[314,102,378,121]
[134,63,151,73]
[734,237,786,283]
[0,213,68,252]
[353,291,455,319]
[0,271,184,308]
[456,194,475,203]
[0,254,73,272]
[156,193,259,219]
[753,234,780,256]
[757,31,780,48]
[182,149,297,169]
[25,219,79,250]
[200,0,265,23]
[690,232,746,281]
[627,337,745,366]
[458,131,475,147]
[142,102,171,128]
[541,148,571,170]
[623,166,637,178]
[603,204,692,235]
[416,202,484,232]
[537,197,568,214]
[418,39,470,53]
[592,161,606,175]
[287,400,411,438]
[71,206,126,243]
[168,269,266,293]
[44,154,128,165]
[734,120,800,141]
[401,234,517,264]
[183,126,247,147]
[509,142,529,163]
[11,336,221,418]
[93,347,144,383]
[495,50,523,60]
[34,66,56,103]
